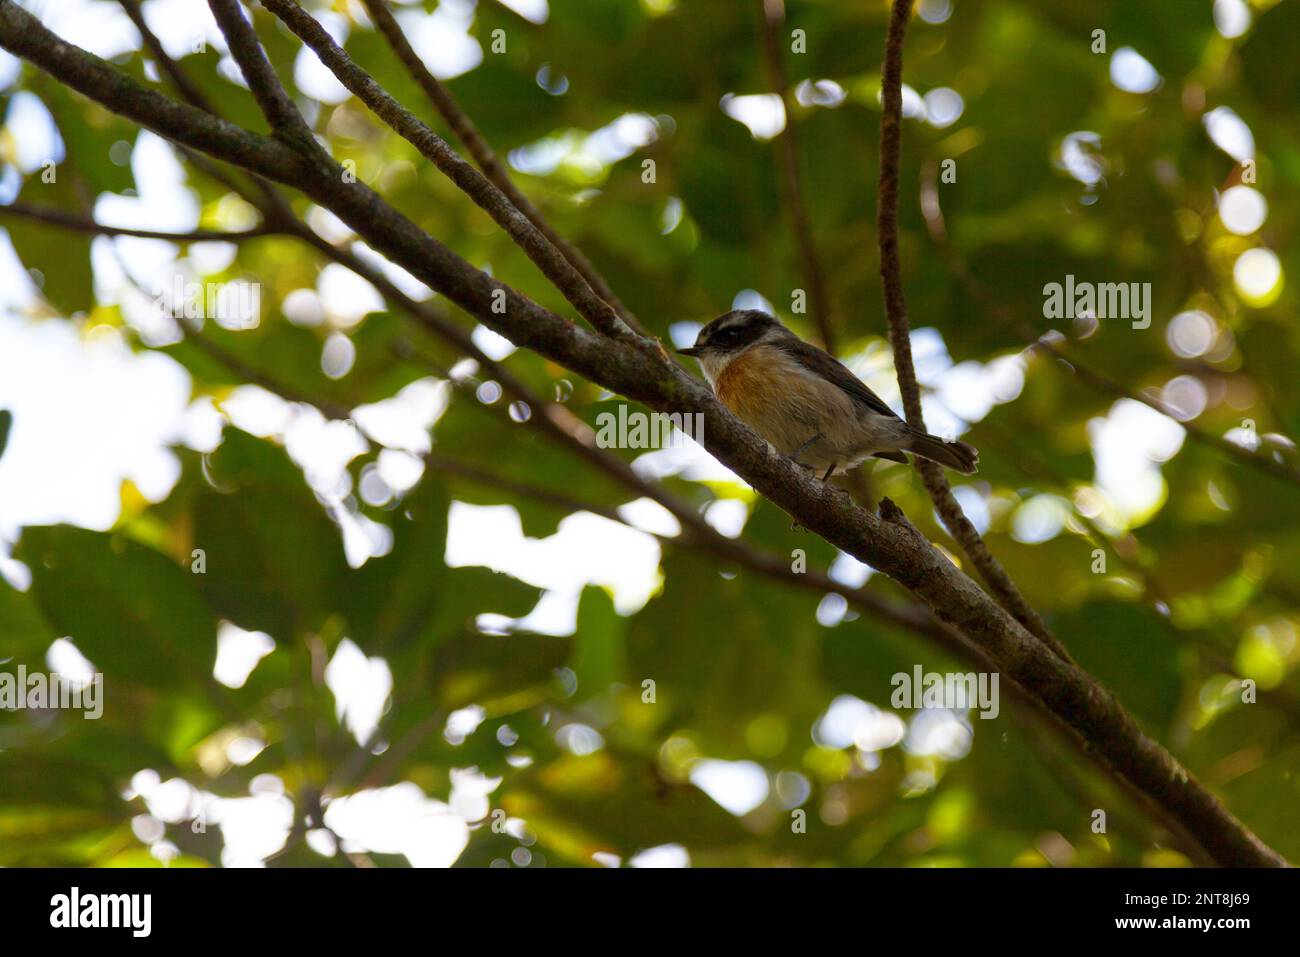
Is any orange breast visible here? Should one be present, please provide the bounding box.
[712,344,851,462]
[715,347,770,421]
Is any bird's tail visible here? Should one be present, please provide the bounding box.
[903,430,980,474]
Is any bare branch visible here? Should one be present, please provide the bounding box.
[118,0,216,115]
[0,202,281,242]
[185,329,354,421]
[756,0,834,351]
[119,0,297,217]
[1036,337,1300,487]
[0,4,311,185]
[207,0,313,138]
[918,162,1300,491]
[876,0,1068,662]
[259,0,640,345]
[358,0,645,336]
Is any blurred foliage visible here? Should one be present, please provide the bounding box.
[2,0,1300,868]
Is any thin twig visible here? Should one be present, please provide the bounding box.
[0,201,281,242]
[121,0,297,216]
[977,419,1300,729]
[185,326,354,420]
[918,160,1300,491]
[876,0,1069,662]
[260,0,641,345]
[1035,337,1300,487]
[756,0,834,351]
[359,0,645,336]
[119,0,216,114]
[208,0,313,138]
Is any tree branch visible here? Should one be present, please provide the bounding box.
[757,0,834,352]
[183,312,1193,844]
[170,299,977,687]
[118,0,301,217]
[185,328,355,421]
[1035,336,1300,487]
[207,0,314,139]
[259,0,640,345]
[148,246,1139,808]
[177,264,1237,864]
[0,201,281,242]
[0,3,312,185]
[917,161,1300,491]
[876,0,1069,662]
[118,0,217,115]
[358,0,645,337]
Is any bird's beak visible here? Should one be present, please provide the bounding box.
[677,346,702,357]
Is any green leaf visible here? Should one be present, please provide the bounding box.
[192,481,343,642]
[1055,601,1186,731]
[501,751,752,859]
[343,473,451,648]
[430,630,569,711]
[15,525,217,689]
[0,575,57,663]
[0,408,12,461]
[5,184,93,316]
[571,585,625,701]
[193,430,349,641]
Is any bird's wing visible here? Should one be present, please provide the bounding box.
[772,338,901,420]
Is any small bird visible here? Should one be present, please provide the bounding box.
[678,310,978,481]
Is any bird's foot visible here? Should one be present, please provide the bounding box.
[791,433,823,464]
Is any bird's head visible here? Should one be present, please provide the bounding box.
[677,310,785,366]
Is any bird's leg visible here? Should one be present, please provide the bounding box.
[791,433,822,467]
[790,440,834,531]
[819,463,853,506]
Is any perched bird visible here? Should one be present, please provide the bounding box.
[678,310,978,481]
